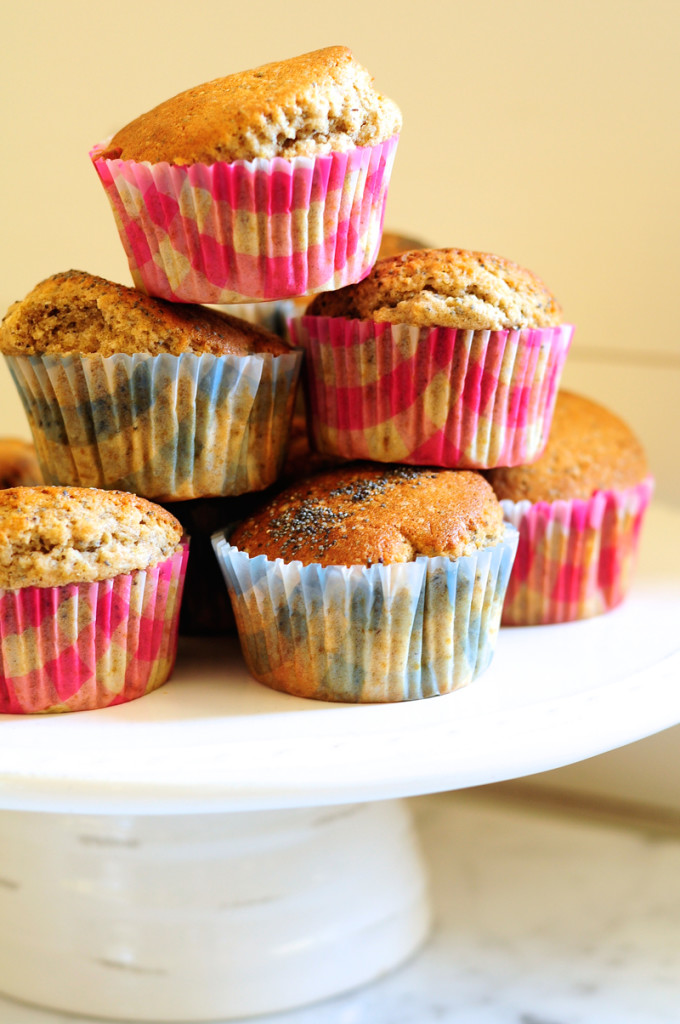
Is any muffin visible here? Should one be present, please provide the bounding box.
[1,270,302,500]
[213,464,518,702]
[0,439,42,487]
[90,46,402,304]
[291,247,574,469]
[486,390,654,625]
[0,486,187,714]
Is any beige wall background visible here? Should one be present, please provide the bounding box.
[2,0,679,497]
[1,0,679,806]
[2,0,678,336]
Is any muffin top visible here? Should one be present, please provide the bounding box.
[0,270,291,358]
[230,464,504,567]
[486,391,649,503]
[97,46,402,165]
[0,439,42,489]
[307,248,563,330]
[0,487,183,589]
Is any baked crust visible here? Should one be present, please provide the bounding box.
[0,486,183,589]
[98,46,402,165]
[230,464,504,567]
[486,391,649,502]
[0,270,291,357]
[307,247,563,330]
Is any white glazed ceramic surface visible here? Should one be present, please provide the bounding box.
[0,800,429,1021]
[0,503,678,814]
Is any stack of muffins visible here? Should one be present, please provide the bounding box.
[0,45,653,712]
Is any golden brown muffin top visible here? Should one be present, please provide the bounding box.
[0,486,183,589]
[230,464,504,567]
[0,271,291,358]
[307,248,563,329]
[0,440,42,488]
[97,46,402,165]
[486,391,649,502]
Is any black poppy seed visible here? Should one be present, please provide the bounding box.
[328,466,432,505]
[265,497,350,550]
[260,467,440,555]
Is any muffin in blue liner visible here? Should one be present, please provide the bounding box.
[1,270,302,502]
[6,350,302,501]
[212,524,518,703]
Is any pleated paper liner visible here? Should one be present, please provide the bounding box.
[218,299,302,342]
[499,477,654,625]
[290,317,574,469]
[5,349,302,501]
[212,526,518,703]
[89,135,399,304]
[0,543,188,715]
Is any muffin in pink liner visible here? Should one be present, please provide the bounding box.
[1,271,302,501]
[0,487,187,715]
[486,391,653,625]
[293,248,574,469]
[212,465,518,703]
[292,317,573,468]
[90,47,401,304]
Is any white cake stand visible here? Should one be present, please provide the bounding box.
[0,503,678,1023]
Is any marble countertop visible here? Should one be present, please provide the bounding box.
[1,787,678,1024]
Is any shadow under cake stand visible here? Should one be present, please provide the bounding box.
[0,503,678,1023]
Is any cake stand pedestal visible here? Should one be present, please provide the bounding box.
[0,801,429,1021]
[0,503,678,1023]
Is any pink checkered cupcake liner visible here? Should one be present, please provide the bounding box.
[290,317,574,469]
[89,136,399,304]
[499,477,654,625]
[0,543,188,715]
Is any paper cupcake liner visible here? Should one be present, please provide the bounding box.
[212,526,518,703]
[499,477,654,625]
[0,543,188,715]
[290,318,574,469]
[219,299,301,341]
[5,349,302,500]
[89,136,400,304]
